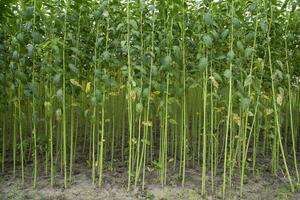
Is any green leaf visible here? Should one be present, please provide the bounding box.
[16,71,27,83]
[52,45,60,54]
[102,50,110,61]
[198,57,208,71]
[240,97,251,110]
[221,29,229,40]
[129,19,138,30]
[56,88,63,100]
[136,103,143,113]
[162,55,172,67]
[69,64,78,73]
[143,88,150,97]
[260,22,268,33]
[224,69,232,79]
[244,75,252,86]
[213,72,222,82]
[237,41,244,52]
[103,10,109,17]
[274,69,283,80]
[276,60,284,69]
[189,83,199,89]
[53,73,61,84]
[232,17,240,28]
[12,51,18,59]
[31,31,42,44]
[203,34,213,47]
[17,33,24,42]
[117,23,124,31]
[27,44,33,57]
[204,12,214,26]
[91,96,97,106]
[227,50,235,61]
[24,7,34,18]
[151,65,158,76]
[70,47,80,55]
[244,47,253,58]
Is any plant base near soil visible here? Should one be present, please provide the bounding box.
[1,158,300,200]
[1,0,300,199]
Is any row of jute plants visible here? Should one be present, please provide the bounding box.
[0,0,300,198]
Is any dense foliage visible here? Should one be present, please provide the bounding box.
[0,0,299,198]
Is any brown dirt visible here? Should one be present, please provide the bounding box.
[1,161,300,200]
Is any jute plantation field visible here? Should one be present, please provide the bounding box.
[0,0,300,199]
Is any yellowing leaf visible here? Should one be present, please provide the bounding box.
[147,167,154,172]
[71,102,80,107]
[142,121,152,127]
[233,113,241,127]
[132,138,137,144]
[130,90,137,101]
[209,76,219,88]
[70,79,82,89]
[55,108,62,121]
[169,118,177,125]
[44,101,51,107]
[109,92,118,96]
[276,93,283,106]
[265,108,273,115]
[152,91,161,97]
[85,82,91,93]
[262,94,269,100]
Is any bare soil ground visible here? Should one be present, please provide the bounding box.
[1,159,300,200]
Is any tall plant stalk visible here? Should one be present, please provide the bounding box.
[222,0,235,197]
[284,10,299,183]
[32,0,38,188]
[126,0,134,191]
[265,2,294,192]
[62,0,68,188]
[181,0,187,187]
